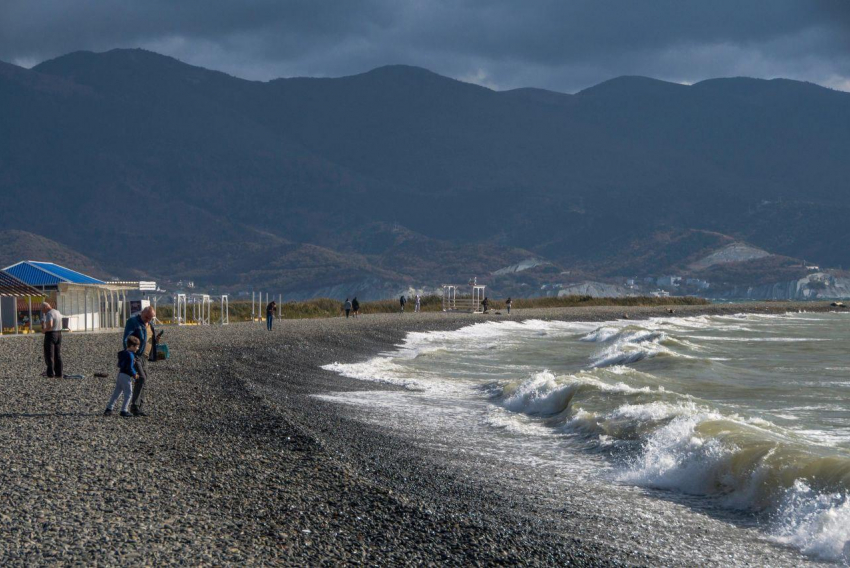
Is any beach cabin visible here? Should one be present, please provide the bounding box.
[3,261,153,332]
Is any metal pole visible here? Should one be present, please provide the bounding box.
[15,296,19,334]
[252,291,255,322]
[28,296,33,334]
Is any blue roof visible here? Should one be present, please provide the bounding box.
[3,261,104,286]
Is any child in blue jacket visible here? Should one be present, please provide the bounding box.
[104,336,140,417]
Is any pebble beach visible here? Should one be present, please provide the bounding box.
[0,301,838,565]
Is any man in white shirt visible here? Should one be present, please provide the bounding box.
[41,302,63,378]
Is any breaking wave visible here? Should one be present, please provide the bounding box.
[492,366,850,562]
[324,314,850,562]
[583,326,688,368]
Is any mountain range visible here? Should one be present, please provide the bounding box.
[2,48,849,298]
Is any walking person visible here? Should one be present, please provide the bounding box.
[351,297,360,317]
[400,295,407,312]
[506,297,512,314]
[266,301,277,331]
[415,294,421,313]
[104,336,139,417]
[482,296,490,313]
[344,298,352,318]
[41,302,63,378]
[123,306,155,417]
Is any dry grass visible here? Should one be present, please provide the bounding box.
[153,294,707,323]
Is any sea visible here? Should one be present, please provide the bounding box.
[321,312,850,565]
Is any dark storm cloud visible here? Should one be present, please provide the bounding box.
[2,0,849,92]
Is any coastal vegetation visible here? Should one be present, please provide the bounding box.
[154,295,708,323]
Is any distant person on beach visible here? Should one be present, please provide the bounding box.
[123,306,155,417]
[351,297,360,317]
[344,298,352,318]
[506,297,512,314]
[41,302,63,378]
[266,301,277,331]
[415,294,421,313]
[400,295,407,312]
[104,335,139,417]
[482,297,490,313]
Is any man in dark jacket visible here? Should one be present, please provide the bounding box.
[123,306,155,416]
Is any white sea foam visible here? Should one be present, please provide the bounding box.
[614,408,850,561]
[607,401,699,423]
[322,358,422,388]
[498,371,579,415]
[618,412,734,495]
[580,326,622,342]
[772,413,799,421]
[483,408,557,437]
[771,481,850,562]
[589,329,677,368]
[324,319,595,387]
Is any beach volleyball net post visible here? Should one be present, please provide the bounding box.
[220,295,229,325]
[175,293,188,325]
[442,282,486,313]
[191,294,211,325]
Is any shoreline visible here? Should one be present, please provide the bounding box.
[0,301,838,564]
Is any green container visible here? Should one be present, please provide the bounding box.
[156,344,170,360]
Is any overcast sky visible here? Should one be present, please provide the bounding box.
[2,0,850,93]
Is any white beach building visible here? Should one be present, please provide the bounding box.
[3,261,156,332]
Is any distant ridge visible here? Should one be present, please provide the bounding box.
[0,231,106,279]
[2,48,850,297]
[578,75,687,96]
